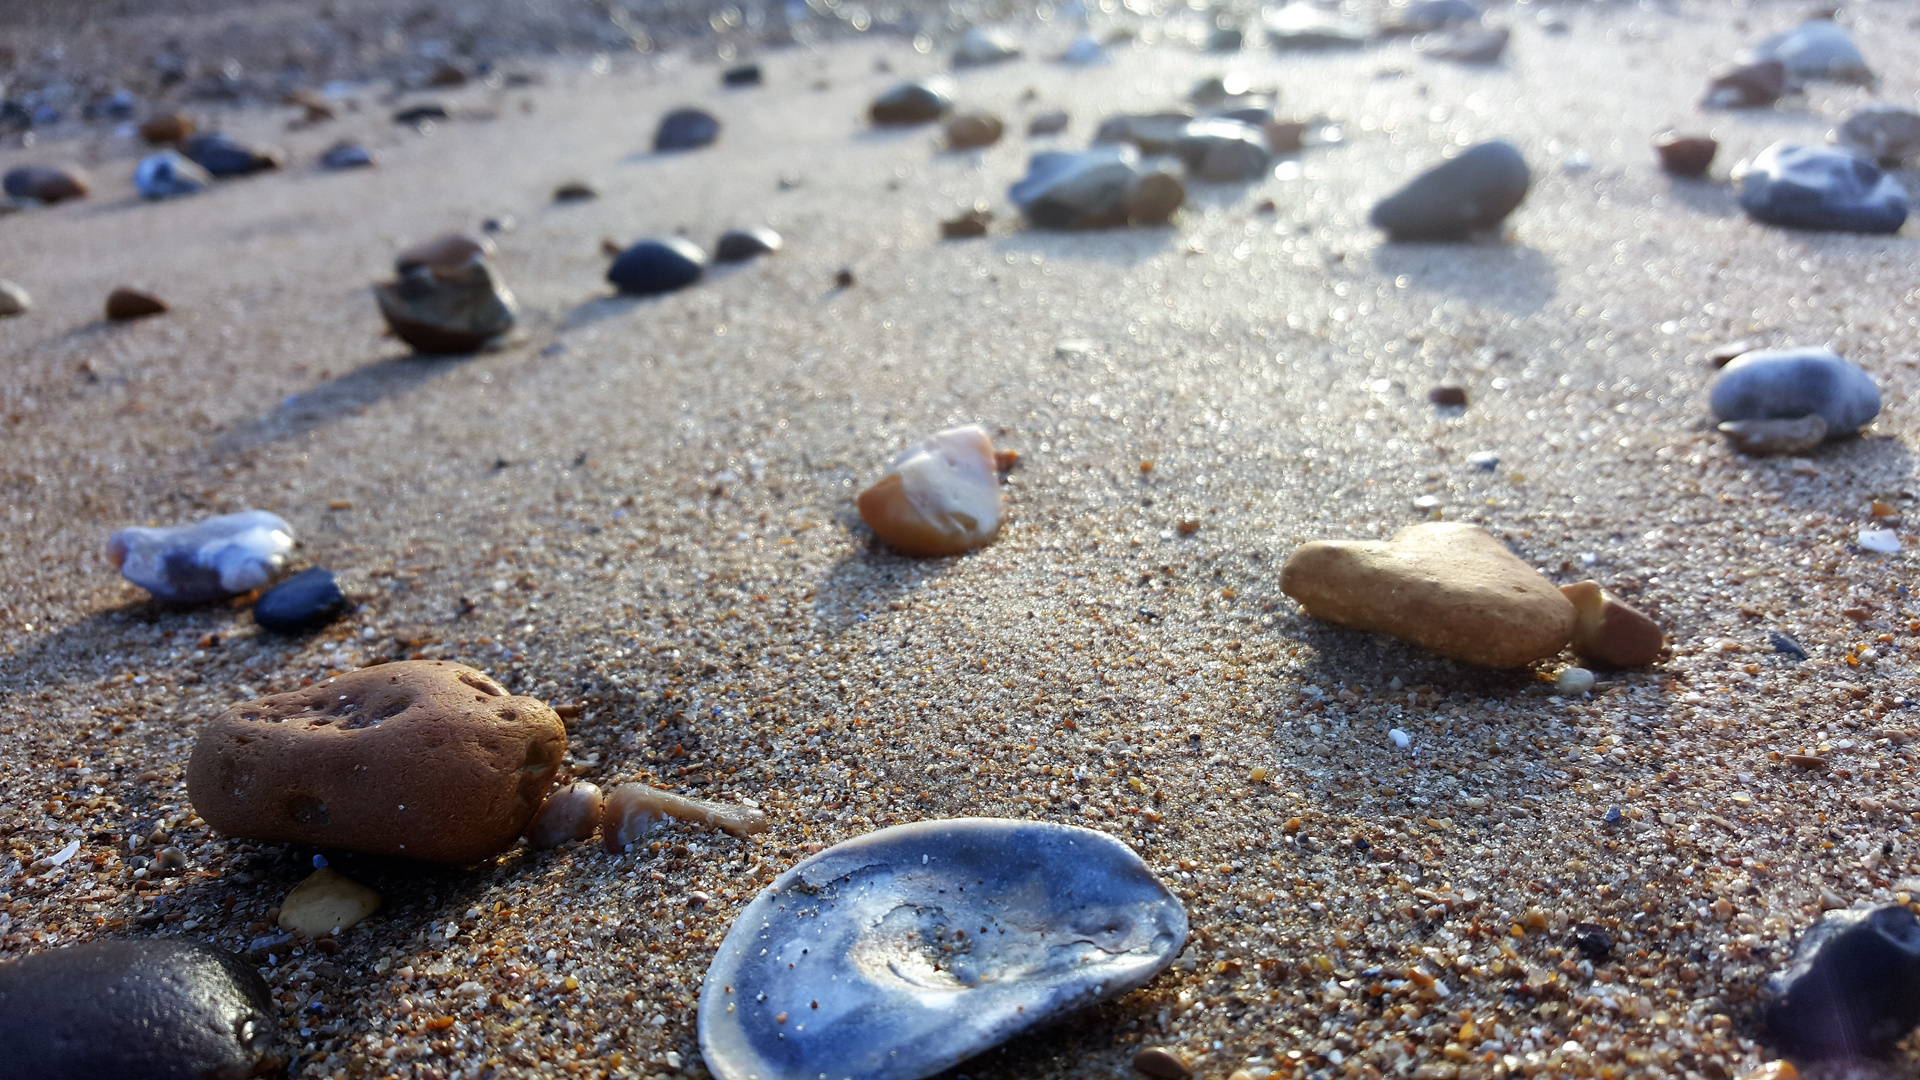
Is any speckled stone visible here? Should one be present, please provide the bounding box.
[607,237,708,295]
[1709,347,1881,435]
[1369,140,1530,241]
[1280,522,1576,668]
[0,939,277,1080]
[1738,142,1908,234]
[186,660,566,863]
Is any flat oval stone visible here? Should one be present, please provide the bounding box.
[713,226,782,263]
[944,112,1005,150]
[526,781,605,849]
[278,866,382,936]
[252,567,349,633]
[608,237,708,295]
[135,151,212,199]
[699,818,1187,1080]
[1738,142,1908,233]
[857,425,1004,557]
[109,509,294,604]
[1560,581,1663,668]
[1837,103,1920,166]
[1763,905,1920,1060]
[655,107,721,151]
[182,132,284,177]
[1370,140,1530,241]
[3,164,88,203]
[1173,118,1271,181]
[1709,346,1880,434]
[375,261,518,354]
[1280,522,1576,668]
[186,660,565,863]
[0,939,277,1080]
[1701,60,1786,109]
[1749,18,1872,85]
[870,80,953,126]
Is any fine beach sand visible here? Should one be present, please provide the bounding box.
[4,2,1920,1077]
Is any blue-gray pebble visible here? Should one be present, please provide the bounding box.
[608,238,708,295]
[134,151,211,200]
[654,107,721,151]
[183,132,280,177]
[0,939,277,1080]
[1709,347,1880,436]
[1369,140,1530,241]
[1738,142,1908,234]
[253,566,349,633]
[1763,905,1920,1060]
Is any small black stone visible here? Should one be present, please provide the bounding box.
[0,939,278,1080]
[714,226,783,263]
[182,132,282,178]
[722,63,763,87]
[393,103,450,125]
[1571,923,1613,961]
[607,238,708,296]
[252,567,349,633]
[1769,630,1809,661]
[654,107,721,151]
[1764,904,1920,1060]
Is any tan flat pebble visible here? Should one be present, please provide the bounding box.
[278,867,382,936]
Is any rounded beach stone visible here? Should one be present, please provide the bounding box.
[1738,142,1909,233]
[857,425,1005,557]
[1763,904,1920,1060]
[186,660,566,864]
[181,132,284,178]
[526,781,605,848]
[1836,104,1920,167]
[1709,347,1880,435]
[1701,60,1786,109]
[1279,522,1575,668]
[278,866,382,936]
[655,107,721,151]
[1655,134,1717,178]
[713,227,782,263]
[952,27,1022,67]
[105,286,169,321]
[108,509,294,604]
[1749,18,1873,85]
[0,280,29,317]
[0,939,277,1080]
[870,80,953,126]
[1173,119,1271,181]
[945,112,1005,150]
[1133,1047,1194,1080]
[318,141,375,169]
[1559,581,1663,668]
[1027,110,1070,137]
[2,164,89,203]
[252,567,349,633]
[374,261,518,354]
[139,112,195,144]
[607,237,708,295]
[1369,140,1530,241]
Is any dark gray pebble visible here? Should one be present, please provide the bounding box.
[183,132,283,178]
[870,80,952,126]
[1738,142,1908,234]
[393,104,450,125]
[714,227,782,263]
[722,64,763,87]
[1369,139,1530,241]
[607,238,708,295]
[1764,904,1920,1060]
[655,107,721,151]
[253,567,349,633]
[318,141,374,169]
[1768,630,1808,660]
[0,939,278,1080]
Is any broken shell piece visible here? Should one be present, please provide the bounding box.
[601,783,770,853]
[526,781,605,848]
[1560,580,1663,668]
[856,425,1005,557]
[277,867,381,936]
[374,260,518,355]
[698,818,1187,1080]
[108,510,294,604]
[1719,415,1827,456]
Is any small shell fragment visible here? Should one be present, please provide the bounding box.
[601,783,769,853]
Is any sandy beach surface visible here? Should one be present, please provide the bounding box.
[5,1,1920,1077]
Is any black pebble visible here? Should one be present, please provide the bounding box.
[1769,630,1809,661]
[1369,139,1531,241]
[182,132,281,178]
[714,226,783,263]
[1764,904,1920,1060]
[723,63,763,87]
[607,238,708,295]
[654,107,721,151]
[393,103,450,125]
[1570,923,1613,961]
[252,567,349,633]
[0,939,278,1080]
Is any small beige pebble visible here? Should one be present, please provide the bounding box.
[278,866,382,936]
[1132,1046,1192,1080]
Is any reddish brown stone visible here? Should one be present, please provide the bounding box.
[944,112,1004,150]
[1428,385,1468,407]
[139,113,195,145]
[186,660,565,863]
[1655,134,1718,178]
[1561,580,1665,667]
[104,287,168,321]
[3,164,89,204]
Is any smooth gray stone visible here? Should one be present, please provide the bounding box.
[1092,111,1196,154]
[1737,141,1908,234]
[1369,139,1530,240]
[1836,103,1920,166]
[1748,19,1873,85]
[0,939,278,1080]
[1174,119,1271,181]
[1009,147,1146,228]
[1709,347,1880,435]
[699,819,1187,1080]
[654,107,720,151]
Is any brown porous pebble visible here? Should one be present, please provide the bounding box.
[139,112,195,144]
[1131,1046,1193,1080]
[525,781,606,848]
[277,867,382,936]
[1560,580,1665,667]
[1280,522,1576,668]
[185,660,565,863]
[1655,133,1718,178]
[1718,415,1828,456]
[944,112,1005,150]
[941,205,993,239]
[2,164,89,203]
[104,287,168,321]
[1428,385,1468,407]
[394,232,496,274]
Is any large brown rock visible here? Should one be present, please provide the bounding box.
[187,660,565,863]
[1279,522,1575,668]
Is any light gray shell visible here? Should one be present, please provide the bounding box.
[698,818,1188,1080]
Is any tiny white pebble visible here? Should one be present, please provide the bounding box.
[1556,667,1597,696]
[1389,729,1411,749]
